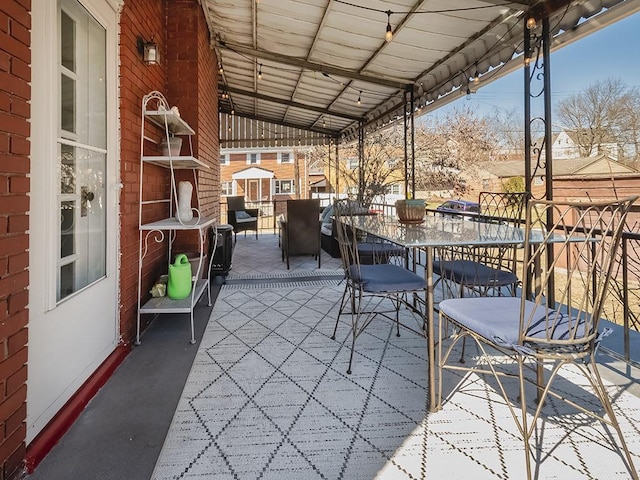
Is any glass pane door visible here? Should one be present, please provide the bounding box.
[57,0,107,301]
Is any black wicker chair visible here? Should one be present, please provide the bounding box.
[226,196,258,243]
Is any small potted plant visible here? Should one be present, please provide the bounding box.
[395,195,426,224]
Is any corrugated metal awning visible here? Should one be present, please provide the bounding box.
[204,0,640,147]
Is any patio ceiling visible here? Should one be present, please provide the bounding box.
[204,0,639,146]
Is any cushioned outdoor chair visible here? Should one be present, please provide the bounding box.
[280,199,321,269]
[331,199,426,374]
[434,191,528,299]
[434,192,528,362]
[226,196,258,243]
[320,203,405,264]
[437,196,638,480]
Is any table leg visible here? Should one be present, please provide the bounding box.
[426,246,438,412]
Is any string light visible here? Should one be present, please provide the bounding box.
[218,63,224,74]
[384,10,393,42]
[217,0,527,138]
[526,16,537,30]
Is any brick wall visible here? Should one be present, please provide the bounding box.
[118,0,169,342]
[0,2,30,479]
[0,0,220,473]
[166,0,219,253]
[196,3,220,221]
[119,0,220,342]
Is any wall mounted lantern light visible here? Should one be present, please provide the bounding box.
[137,36,159,65]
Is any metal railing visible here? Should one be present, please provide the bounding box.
[219,199,640,364]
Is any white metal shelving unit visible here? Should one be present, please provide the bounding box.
[136,91,216,345]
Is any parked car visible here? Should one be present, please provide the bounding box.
[435,199,480,219]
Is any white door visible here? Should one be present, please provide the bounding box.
[28,0,119,442]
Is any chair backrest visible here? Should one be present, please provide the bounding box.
[478,191,528,226]
[519,196,637,352]
[469,192,528,273]
[285,199,320,255]
[333,199,365,274]
[227,196,246,211]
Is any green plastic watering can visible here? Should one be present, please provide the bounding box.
[167,254,192,300]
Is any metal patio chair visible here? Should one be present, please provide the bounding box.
[434,192,528,362]
[437,196,638,480]
[331,199,427,374]
[433,191,528,299]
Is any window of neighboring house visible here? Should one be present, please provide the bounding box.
[247,152,260,165]
[533,177,544,186]
[221,181,233,196]
[347,158,358,170]
[274,179,295,194]
[278,152,293,163]
[386,159,398,169]
[220,154,229,166]
[482,179,490,189]
[386,184,401,195]
[346,186,358,196]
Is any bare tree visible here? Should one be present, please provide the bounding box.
[485,107,524,159]
[619,87,640,163]
[414,106,497,194]
[339,127,404,206]
[555,77,633,158]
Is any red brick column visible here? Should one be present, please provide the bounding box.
[118,0,169,343]
[166,0,220,253]
[119,0,220,342]
[0,2,30,479]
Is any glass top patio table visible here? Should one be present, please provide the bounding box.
[345,213,539,247]
[343,213,537,412]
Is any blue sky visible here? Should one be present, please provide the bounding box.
[427,10,640,125]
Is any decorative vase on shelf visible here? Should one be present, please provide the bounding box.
[175,181,193,223]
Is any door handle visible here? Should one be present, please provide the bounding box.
[81,186,95,217]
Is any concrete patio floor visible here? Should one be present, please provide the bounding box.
[27,232,640,479]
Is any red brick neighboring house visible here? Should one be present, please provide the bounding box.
[220,148,313,203]
[0,1,220,477]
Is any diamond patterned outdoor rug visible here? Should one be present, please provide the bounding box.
[152,280,640,479]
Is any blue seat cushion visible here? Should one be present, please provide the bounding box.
[433,259,517,287]
[348,264,424,293]
[358,242,404,255]
[439,297,587,349]
[235,210,257,222]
